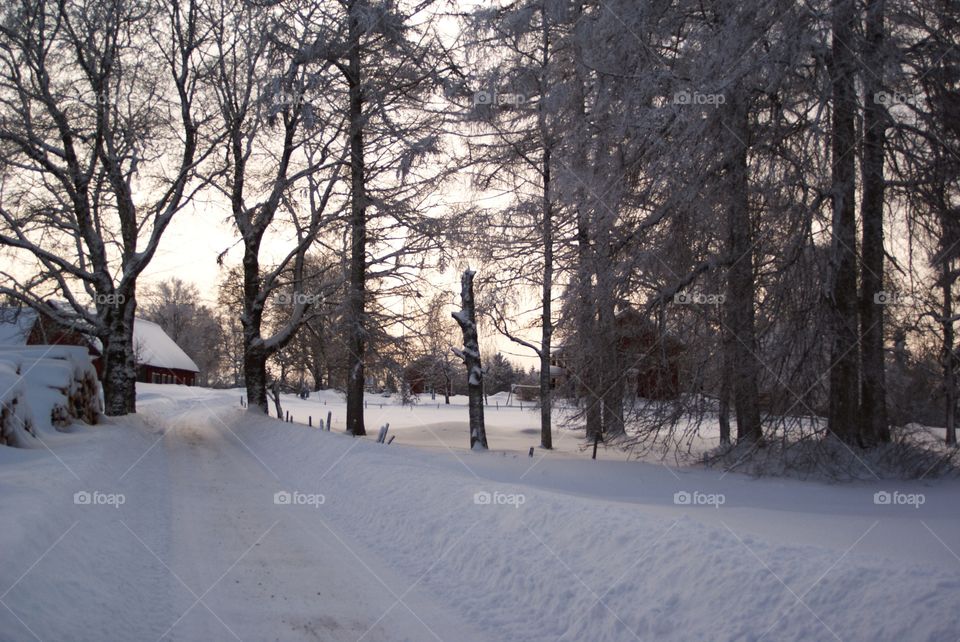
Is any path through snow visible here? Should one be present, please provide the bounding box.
[1,384,959,641]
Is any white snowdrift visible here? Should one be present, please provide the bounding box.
[0,360,35,447]
[0,345,100,446]
[234,410,960,642]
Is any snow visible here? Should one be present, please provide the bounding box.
[0,360,35,446]
[275,390,583,455]
[0,384,958,641]
[132,318,199,373]
[0,308,35,345]
[0,345,100,443]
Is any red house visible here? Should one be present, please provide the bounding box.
[0,307,199,386]
[551,307,683,400]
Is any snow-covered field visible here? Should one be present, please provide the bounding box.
[275,388,591,456]
[1,384,959,641]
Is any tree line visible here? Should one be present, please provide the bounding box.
[0,0,957,458]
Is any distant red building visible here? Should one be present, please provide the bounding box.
[551,307,683,400]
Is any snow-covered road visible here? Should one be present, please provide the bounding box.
[0,388,483,641]
[1,384,959,641]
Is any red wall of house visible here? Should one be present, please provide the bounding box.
[137,366,196,386]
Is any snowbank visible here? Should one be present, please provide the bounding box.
[0,360,35,447]
[214,392,960,642]
[0,345,100,446]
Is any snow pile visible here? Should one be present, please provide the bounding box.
[0,345,100,446]
[0,359,35,447]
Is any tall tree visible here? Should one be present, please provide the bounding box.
[0,0,213,414]
[464,0,579,449]
[827,0,861,444]
[206,0,344,413]
[890,0,960,446]
[859,0,891,444]
[320,0,452,436]
[721,94,762,444]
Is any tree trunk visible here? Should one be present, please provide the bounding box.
[943,258,957,446]
[345,0,367,436]
[719,307,732,446]
[597,293,624,437]
[101,300,138,416]
[269,380,283,419]
[858,0,890,446]
[827,0,861,445]
[577,224,602,441]
[244,345,269,414]
[724,99,762,444]
[539,147,554,450]
[569,9,601,441]
[718,379,732,446]
[452,270,487,450]
[539,343,552,449]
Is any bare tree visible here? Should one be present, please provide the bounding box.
[0,0,214,414]
[140,278,223,386]
[204,0,345,413]
[889,0,960,447]
[462,0,583,449]
[314,0,453,436]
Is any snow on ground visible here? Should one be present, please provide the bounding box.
[1,384,959,641]
[276,389,591,456]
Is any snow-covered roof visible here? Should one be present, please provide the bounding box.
[0,308,198,373]
[133,319,199,373]
[0,308,36,345]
